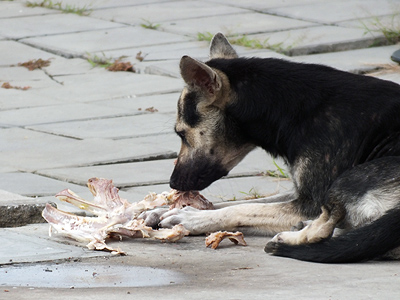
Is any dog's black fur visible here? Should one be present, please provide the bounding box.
[204,57,400,217]
[166,33,400,263]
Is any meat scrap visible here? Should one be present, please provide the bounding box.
[42,178,198,254]
[167,190,214,210]
[205,231,247,249]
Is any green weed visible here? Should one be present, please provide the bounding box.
[25,0,92,16]
[197,32,292,54]
[239,188,264,199]
[140,19,161,30]
[86,52,114,68]
[360,14,400,44]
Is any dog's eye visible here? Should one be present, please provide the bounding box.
[176,130,187,142]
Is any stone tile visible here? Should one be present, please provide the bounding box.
[160,12,316,37]
[0,172,87,197]
[36,148,286,187]
[208,0,329,10]
[27,113,176,139]
[29,71,183,102]
[92,92,180,114]
[83,40,283,64]
[143,60,181,78]
[0,66,60,90]
[0,13,123,39]
[0,103,130,126]
[43,57,104,76]
[292,45,399,73]
[248,25,383,56]
[0,128,177,171]
[267,0,399,24]
[0,1,59,18]
[99,41,210,63]
[21,27,191,58]
[90,1,249,24]
[0,226,106,264]
[0,88,63,111]
[126,175,293,204]
[37,159,175,187]
[339,13,400,30]
[55,0,171,10]
[0,41,56,67]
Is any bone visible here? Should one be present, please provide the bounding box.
[205,231,247,249]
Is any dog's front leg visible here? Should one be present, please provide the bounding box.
[159,200,306,236]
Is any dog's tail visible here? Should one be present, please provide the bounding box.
[265,206,400,263]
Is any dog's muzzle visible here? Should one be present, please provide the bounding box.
[170,159,228,191]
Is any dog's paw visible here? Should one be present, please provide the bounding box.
[158,207,217,235]
[264,241,280,254]
[138,207,169,229]
[270,230,306,245]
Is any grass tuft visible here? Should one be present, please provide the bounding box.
[140,19,161,30]
[25,0,92,16]
[197,32,293,54]
[360,14,400,44]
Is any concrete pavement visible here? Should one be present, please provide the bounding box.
[1,0,400,298]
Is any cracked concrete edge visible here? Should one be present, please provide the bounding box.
[0,191,55,227]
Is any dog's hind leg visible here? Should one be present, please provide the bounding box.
[269,204,345,245]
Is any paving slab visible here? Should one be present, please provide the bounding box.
[36,149,285,187]
[0,13,123,40]
[248,25,384,56]
[0,128,177,171]
[208,0,329,10]
[160,12,317,37]
[90,0,249,24]
[21,27,192,58]
[292,44,400,73]
[339,13,400,31]
[27,112,176,139]
[0,172,87,197]
[0,1,59,18]
[51,0,171,10]
[92,92,180,114]
[267,0,399,24]
[0,103,131,126]
[125,175,293,204]
[42,57,104,77]
[0,88,63,111]
[0,66,60,90]
[0,225,107,264]
[27,72,183,102]
[99,41,210,63]
[0,40,58,67]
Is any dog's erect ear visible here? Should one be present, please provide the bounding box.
[210,32,238,59]
[180,55,222,96]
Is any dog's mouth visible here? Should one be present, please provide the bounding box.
[169,159,228,191]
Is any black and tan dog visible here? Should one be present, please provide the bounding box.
[146,33,400,263]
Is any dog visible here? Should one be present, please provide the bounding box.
[143,33,400,263]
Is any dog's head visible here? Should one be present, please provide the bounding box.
[170,33,255,191]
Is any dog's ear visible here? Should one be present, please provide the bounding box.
[210,32,238,59]
[180,55,222,96]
